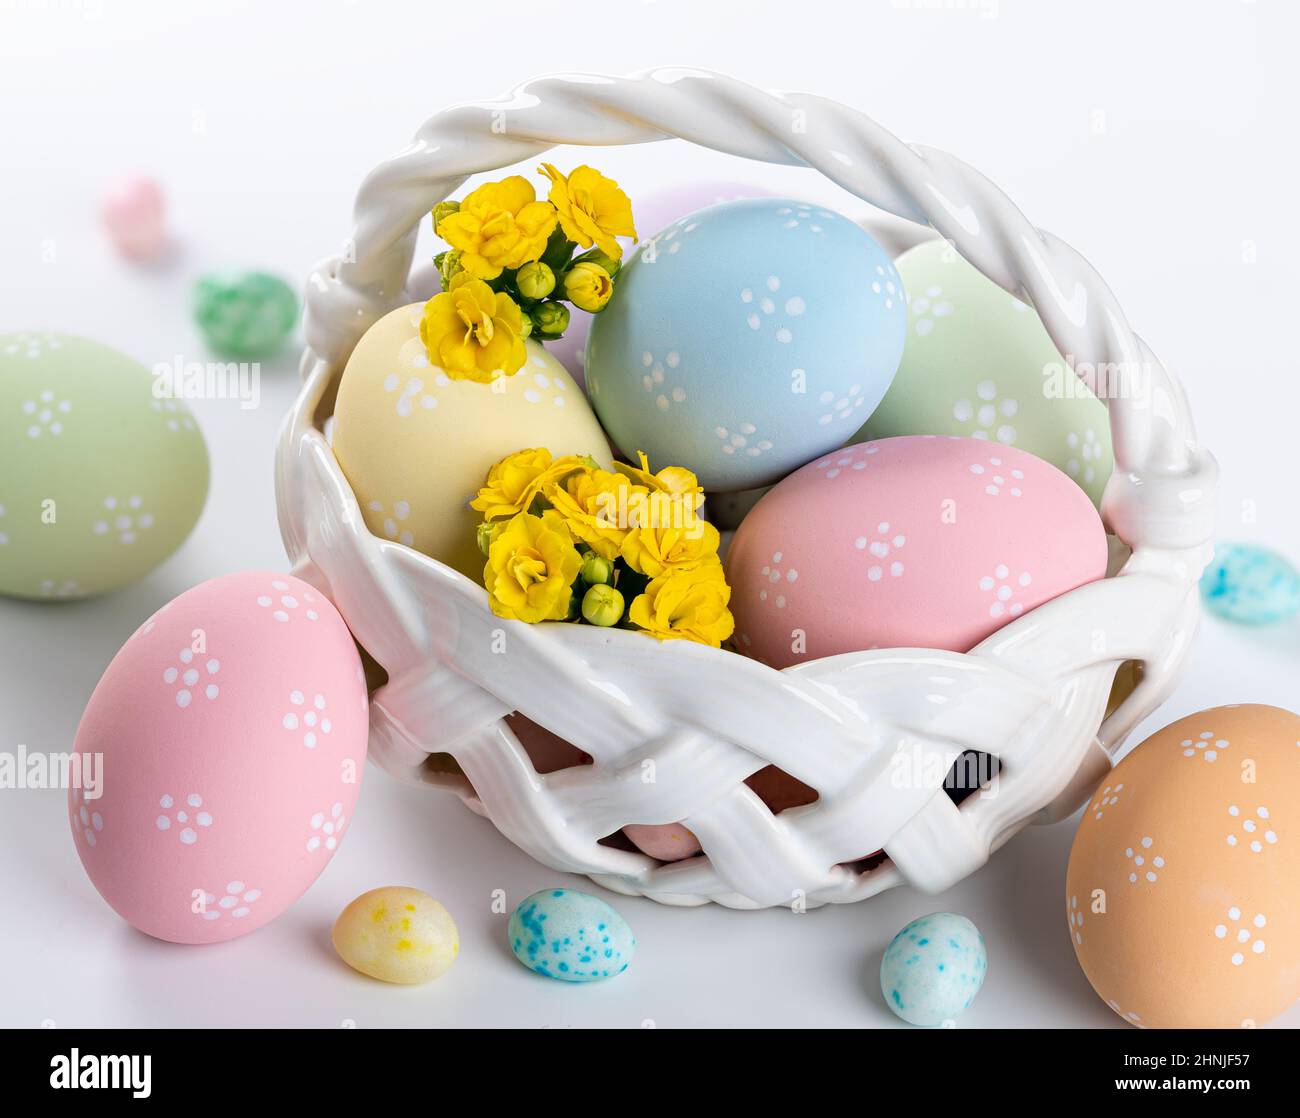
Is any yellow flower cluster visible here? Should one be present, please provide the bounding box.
[473,448,734,647]
[421,165,637,382]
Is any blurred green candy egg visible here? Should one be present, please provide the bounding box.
[0,332,208,599]
[854,239,1113,507]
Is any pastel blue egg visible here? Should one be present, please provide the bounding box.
[508,888,635,983]
[880,912,987,1026]
[586,199,906,491]
[1201,542,1300,625]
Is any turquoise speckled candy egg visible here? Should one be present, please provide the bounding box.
[586,199,906,491]
[1200,541,1300,624]
[0,332,209,600]
[508,888,635,982]
[880,912,987,1026]
[856,238,1114,508]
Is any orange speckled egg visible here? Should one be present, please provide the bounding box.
[1066,704,1300,1028]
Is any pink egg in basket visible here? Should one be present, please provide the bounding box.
[70,571,369,944]
[727,436,1109,668]
[542,180,775,387]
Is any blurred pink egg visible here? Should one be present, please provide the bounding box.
[70,571,369,944]
[727,436,1108,668]
[100,175,167,261]
[541,181,777,388]
[634,181,776,241]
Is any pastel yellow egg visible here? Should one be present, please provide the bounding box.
[1066,705,1300,1028]
[332,886,459,984]
[332,304,612,579]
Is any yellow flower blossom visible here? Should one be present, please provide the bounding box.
[621,515,721,579]
[548,466,648,561]
[471,448,587,521]
[628,562,735,648]
[436,177,558,280]
[538,164,637,261]
[483,510,583,624]
[615,451,704,502]
[420,274,526,382]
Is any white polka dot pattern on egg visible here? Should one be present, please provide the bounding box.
[853,522,906,583]
[282,690,332,748]
[776,204,836,236]
[1065,428,1103,483]
[869,261,902,312]
[970,455,1025,498]
[255,579,321,623]
[383,373,438,417]
[953,380,1018,444]
[1225,805,1278,853]
[196,882,262,922]
[1066,895,1084,945]
[978,565,1032,618]
[714,419,773,459]
[162,648,220,708]
[367,498,415,547]
[91,495,155,545]
[816,384,869,427]
[150,397,197,432]
[306,802,347,852]
[155,791,214,844]
[814,443,877,479]
[757,551,798,609]
[908,284,954,337]
[1179,730,1229,762]
[1123,835,1165,884]
[1089,782,1123,820]
[740,275,803,346]
[70,787,103,848]
[20,385,72,438]
[639,349,687,412]
[1213,907,1267,966]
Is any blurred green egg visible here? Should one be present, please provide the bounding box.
[0,332,209,600]
[854,239,1113,507]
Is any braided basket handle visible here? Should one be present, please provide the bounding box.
[303,67,1215,556]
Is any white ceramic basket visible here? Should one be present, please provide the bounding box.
[276,69,1217,909]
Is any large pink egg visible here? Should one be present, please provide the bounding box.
[70,571,368,944]
[726,436,1108,668]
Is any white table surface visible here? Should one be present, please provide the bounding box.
[1,0,1296,1029]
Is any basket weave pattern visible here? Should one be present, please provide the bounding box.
[276,69,1217,908]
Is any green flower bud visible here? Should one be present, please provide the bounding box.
[436,249,463,290]
[531,300,570,336]
[476,520,501,556]
[515,260,556,300]
[563,261,614,313]
[574,247,621,279]
[581,583,625,627]
[580,554,614,585]
[432,200,460,232]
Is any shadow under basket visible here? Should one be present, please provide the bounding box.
[275,69,1216,909]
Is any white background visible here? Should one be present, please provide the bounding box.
[1,0,1296,1028]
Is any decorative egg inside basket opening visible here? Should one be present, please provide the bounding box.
[279,70,1215,908]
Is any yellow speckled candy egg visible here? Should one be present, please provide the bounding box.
[331,304,611,579]
[1066,704,1300,1028]
[332,886,459,984]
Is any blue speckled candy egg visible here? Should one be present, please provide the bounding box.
[880,912,987,1026]
[508,888,635,982]
[1200,542,1300,625]
[586,199,906,491]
